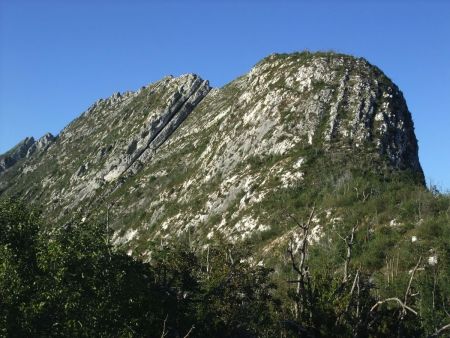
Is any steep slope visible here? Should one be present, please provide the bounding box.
[0,133,55,174]
[0,74,210,211]
[0,52,424,256]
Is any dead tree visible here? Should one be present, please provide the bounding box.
[334,223,358,284]
[334,222,360,328]
[369,256,422,333]
[286,206,316,321]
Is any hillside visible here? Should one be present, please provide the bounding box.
[1,51,449,336]
[0,52,425,252]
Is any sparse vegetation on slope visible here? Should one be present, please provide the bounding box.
[0,52,448,337]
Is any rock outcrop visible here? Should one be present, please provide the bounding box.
[0,52,424,255]
[0,133,56,173]
[26,132,56,157]
[0,137,35,173]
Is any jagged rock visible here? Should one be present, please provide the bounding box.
[26,132,56,157]
[101,74,211,182]
[0,137,35,173]
[0,132,56,174]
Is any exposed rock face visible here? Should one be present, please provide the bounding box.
[234,53,422,173]
[101,74,211,182]
[0,133,57,173]
[0,52,424,254]
[0,137,35,173]
[26,132,56,157]
[0,133,56,174]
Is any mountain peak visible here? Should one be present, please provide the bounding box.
[244,51,423,177]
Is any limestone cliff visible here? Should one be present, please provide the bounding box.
[0,52,424,255]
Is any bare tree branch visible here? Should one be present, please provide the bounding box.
[161,314,168,338]
[286,205,316,321]
[343,224,357,283]
[334,223,358,283]
[370,297,418,316]
[287,238,301,276]
[333,229,346,242]
[349,269,360,297]
[404,256,422,306]
[183,325,195,338]
[342,269,360,318]
[431,323,450,337]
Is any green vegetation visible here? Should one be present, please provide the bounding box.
[1,185,449,337]
[0,199,278,337]
[1,51,448,336]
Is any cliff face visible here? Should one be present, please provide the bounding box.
[0,52,424,255]
[0,133,55,174]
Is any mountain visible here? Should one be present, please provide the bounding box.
[0,52,428,257]
[2,51,450,337]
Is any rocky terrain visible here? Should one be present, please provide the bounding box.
[0,133,55,173]
[0,51,425,257]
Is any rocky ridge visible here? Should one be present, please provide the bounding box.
[0,52,424,256]
[0,133,55,173]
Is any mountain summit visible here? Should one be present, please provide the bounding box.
[0,52,425,255]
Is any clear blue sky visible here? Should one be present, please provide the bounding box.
[1,1,449,190]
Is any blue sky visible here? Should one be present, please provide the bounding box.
[1,1,449,190]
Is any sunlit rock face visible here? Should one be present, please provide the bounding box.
[0,52,423,255]
[0,133,56,173]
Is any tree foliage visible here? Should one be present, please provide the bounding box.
[0,199,278,337]
[0,194,449,337]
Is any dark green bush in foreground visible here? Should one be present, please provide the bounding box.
[0,199,278,337]
[0,197,449,337]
